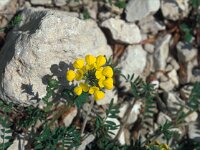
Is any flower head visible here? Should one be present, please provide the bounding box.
[102,66,113,78]
[73,58,84,69]
[96,55,106,68]
[66,70,76,81]
[103,78,113,90]
[85,55,96,65]
[94,90,105,101]
[74,86,82,96]
[66,54,114,101]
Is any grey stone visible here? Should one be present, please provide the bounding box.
[63,106,77,127]
[185,111,198,123]
[154,34,171,70]
[53,0,67,6]
[119,45,147,80]
[161,0,190,21]
[125,0,160,22]
[101,18,141,44]
[144,43,155,54]
[167,69,179,86]
[127,101,142,124]
[77,134,95,150]
[0,0,11,10]
[180,85,193,100]
[139,15,165,34]
[177,42,197,63]
[163,92,185,114]
[31,0,52,5]
[160,80,175,92]
[157,112,172,125]
[0,8,112,104]
[188,121,200,142]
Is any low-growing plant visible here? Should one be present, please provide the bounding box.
[0,54,199,150]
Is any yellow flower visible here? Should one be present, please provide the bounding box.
[94,90,105,101]
[103,78,113,90]
[102,66,113,78]
[98,76,106,88]
[89,86,99,94]
[95,67,104,79]
[80,82,89,92]
[74,86,82,95]
[96,55,106,68]
[66,70,76,81]
[75,70,84,81]
[73,58,84,69]
[86,64,95,70]
[85,55,96,65]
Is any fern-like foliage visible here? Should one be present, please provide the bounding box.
[159,121,180,142]
[0,101,14,149]
[187,82,200,111]
[34,126,81,150]
[0,116,13,150]
[92,99,120,149]
[122,74,156,125]
[18,105,45,129]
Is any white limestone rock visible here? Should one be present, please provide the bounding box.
[154,34,171,70]
[0,0,11,10]
[167,69,179,86]
[53,0,67,6]
[101,18,141,44]
[125,0,160,22]
[176,42,198,63]
[118,45,147,89]
[139,16,165,34]
[157,112,172,125]
[161,0,190,21]
[0,8,112,104]
[31,0,52,5]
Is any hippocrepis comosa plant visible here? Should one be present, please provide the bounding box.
[0,54,199,150]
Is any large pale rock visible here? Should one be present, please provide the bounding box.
[188,121,200,142]
[31,0,52,5]
[101,18,141,44]
[176,42,197,63]
[139,16,165,34]
[0,0,11,10]
[125,0,160,22]
[118,45,147,88]
[161,0,190,21]
[154,34,171,70]
[0,8,112,104]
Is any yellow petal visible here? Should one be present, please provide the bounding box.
[103,78,113,90]
[94,90,105,101]
[74,86,82,96]
[95,67,103,79]
[102,66,113,78]
[96,55,106,68]
[80,82,89,92]
[98,76,106,88]
[73,58,84,69]
[89,86,99,94]
[66,70,76,81]
[85,55,96,65]
[75,70,84,81]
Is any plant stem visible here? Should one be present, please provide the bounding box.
[114,98,136,141]
[81,98,94,135]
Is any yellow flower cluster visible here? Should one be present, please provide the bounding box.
[66,55,114,101]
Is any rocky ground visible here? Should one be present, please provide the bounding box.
[0,0,200,150]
